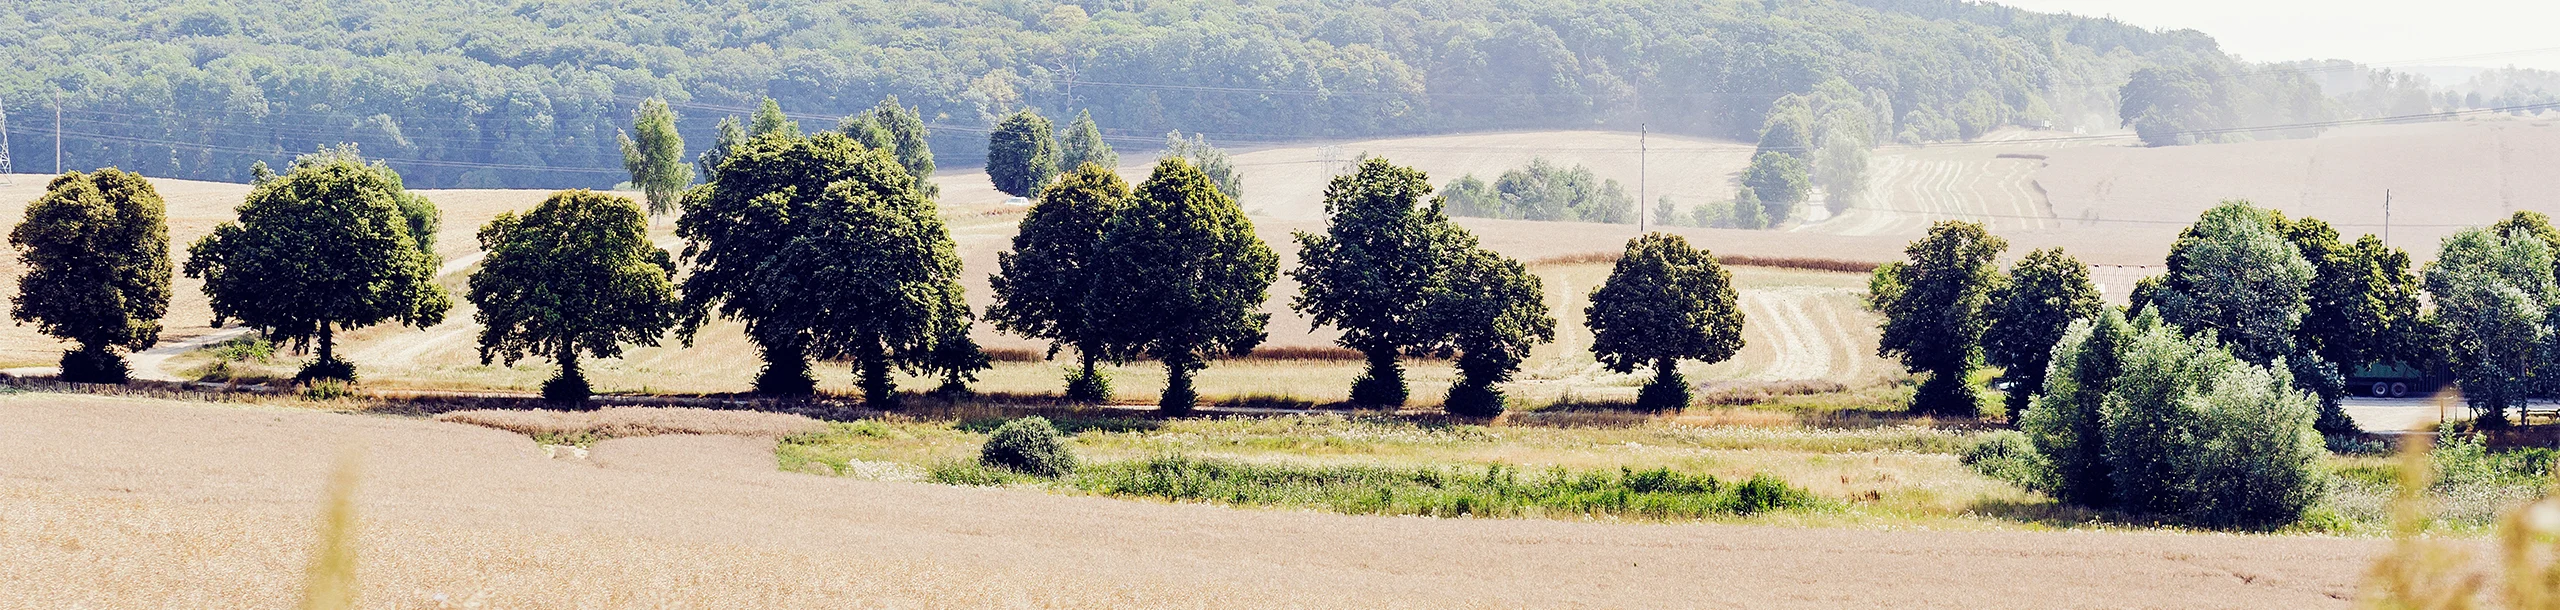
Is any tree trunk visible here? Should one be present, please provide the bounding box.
[859,336,895,408]
[1350,348,1406,407]
[317,321,334,364]
[1160,356,1198,414]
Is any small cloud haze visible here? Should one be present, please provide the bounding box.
[1995,0,2560,71]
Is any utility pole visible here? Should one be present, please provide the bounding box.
[53,89,63,175]
[1638,123,1647,234]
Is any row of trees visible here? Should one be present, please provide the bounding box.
[7,0,2248,187]
[1438,158,1635,224]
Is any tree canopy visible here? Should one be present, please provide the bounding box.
[9,168,172,383]
[1741,152,1809,225]
[1291,158,1451,406]
[988,163,1129,402]
[468,189,678,401]
[618,98,692,216]
[2423,226,2558,427]
[1585,233,1745,412]
[1440,158,1633,224]
[988,110,1059,198]
[675,130,972,400]
[1871,221,2007,416]
[837,95,939,199]
[183,148,450,381]
[1058,110,1119,174]
[1425,230,1555,416]
[1087,158,1277,413]
[1982,247,2102,417]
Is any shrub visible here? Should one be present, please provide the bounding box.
[979,416,1078,477]
[1071,456,1816,520]
[1960,430,2049,490]
[297,357,358,384]
[541,373,593,404]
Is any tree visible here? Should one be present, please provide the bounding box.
[9,169,172,383]
[1426,232,1554,416]
[2281,217,2426,373]
[1756,95,1816,160]
[2142,201,2313,365]
[467,190,679,402]
[1087,158,1278,413]
[1731,186,1766,230]
[2491,211,2560,286]
[2018,309,2135,508]
[1742,152,1808,225]
[1585,233,1746,412]
[1058,110,1119,174]
[696,117,747,183]
[988,164,1129,402]
[618,98,693,217]
[1872,221,2007,416]
[988,110,1059,197]
[676,131,973,402]
[1812,114,1872,215]
[749,98,799,138]
[184,149,450,382]
[1162,132,1242,202]
[838,95,940,199]
[1290,158,1449,407]
[2424,227,2557,428]
[2100,317,2325,527]
[1983,248,2102,417]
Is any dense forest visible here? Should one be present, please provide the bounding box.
[4,0,2315,188]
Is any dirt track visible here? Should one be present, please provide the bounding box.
[0,394,2381,608]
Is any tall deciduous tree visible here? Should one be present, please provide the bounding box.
[1872,221,2007,416]
[1087,158,1277,413]
[1058,110,1119,174]
[677,131,974,402]
[1162,132,1242,202]
[618,98,693,217]
[696,117,747,183]
[749,98,799,138]
[988,164,1129,401]
[2491,211,2560,286]
[2424,227,2557,428]
[1291,158,1449,407]
[2139,201,2313,365]
[1585,233,1746,412]
[9,169,172,383]
[2281,217,2426,374]
[838,95,939,198]
[1983,248,2102,417]
[988,110,1059,197]
[1426,229,1554,416]
[1741,151,1808,225]
[185,149,450,382]
[468,190,679,402]
[1731,185,1766,230]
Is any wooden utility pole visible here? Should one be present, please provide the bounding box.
[1638,123,1647,234]
[53,89,63,175]
[2382,190,2393,248]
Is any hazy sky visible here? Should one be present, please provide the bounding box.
[1992,0,2560,71]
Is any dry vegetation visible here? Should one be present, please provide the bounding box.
[0,392,2384,607]
[433,407,825,444]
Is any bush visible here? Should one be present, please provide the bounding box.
[542,372,592,404]
[1442,383,1506,417]
[1071,456,1817,520]
[979,416,1078,477]
[1062,367,1111,402]
[297,357,358,384]
[58,347,131,384]
[1960,430,2050,490]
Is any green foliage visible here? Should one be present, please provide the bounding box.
[1983,248,2101,417]
[2283,218,2427,370]
[1755,95,1817,159]
[2424,226,2557,427]
[467,190,678,402]
[1741,152,1809,225]
[1087,158,1278,412]
[696,118,748,184]
[1291,158,1449,407]
[2491,211,2560,287]
[9,0,2289,188]
[1441,158,1632,224]
[1161,132,1243,202]
[184,148,450,382]
[2145,201,2313,365]
[2018,310,2134,507]
[989,164,1128,401]
[2120,61,2336,147]
[9,169,173,384]
[1731,186,1767,230]
[1057,110,1119,174]
[617,98,693,217]
[837,95,940,199]
[979,416,1079,477]
[987,110,1058,198]
[1872,221,2007,416]
[1960,430,2050,490]
[1427,234,1555,416]
[748,98,799,139]
[675,129,972,401]
[1075,456,1814,519]
[1586,233,1745,412]
[2099,318,2328,528]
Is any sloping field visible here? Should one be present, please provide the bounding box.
[0,394,2380,608]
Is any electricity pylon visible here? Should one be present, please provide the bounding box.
[0,103,14,186]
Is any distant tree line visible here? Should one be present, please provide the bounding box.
[4,0,2279,188]
[1438,158,1634,225]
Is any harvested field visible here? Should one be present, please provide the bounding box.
[0,393,2386,608]
[433,406,825,441]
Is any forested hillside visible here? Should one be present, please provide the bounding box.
[4,0,2304,188]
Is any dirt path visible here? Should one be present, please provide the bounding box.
[0,394,2381,608]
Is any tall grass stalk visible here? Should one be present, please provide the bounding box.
[298,450,362,610]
